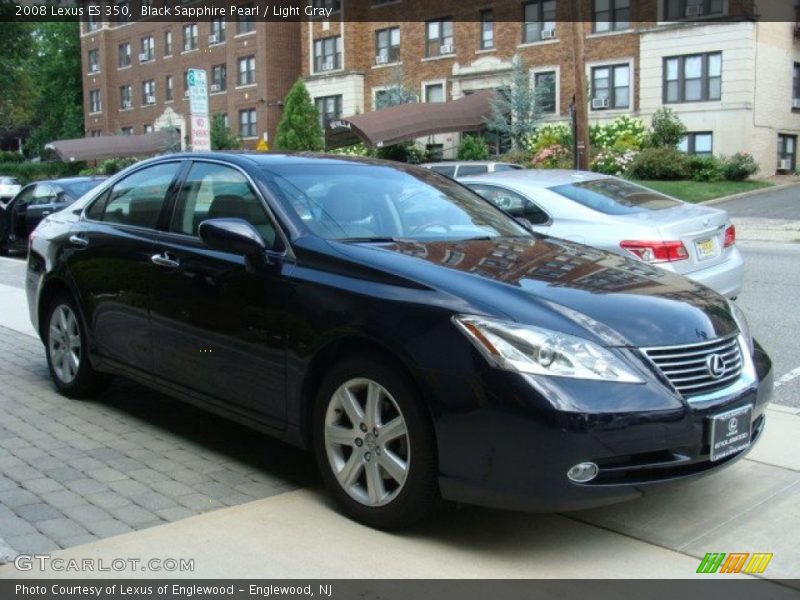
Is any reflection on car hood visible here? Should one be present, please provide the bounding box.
[332,235,737,347]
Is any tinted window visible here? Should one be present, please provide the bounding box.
[30,184,57,206]
[468,184,550,225]
[429,165,456,177]
[263,163,528,242]
[457,165,489,176]
[61,179,104,199]
[550,179,682,215]
[100,162,181,228]
[171,162,277,248]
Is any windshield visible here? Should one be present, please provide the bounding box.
[550,179,682,215]
[61,179,105,199]
[262,163,529,242]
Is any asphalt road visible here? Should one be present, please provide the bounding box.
[720,185,799,219]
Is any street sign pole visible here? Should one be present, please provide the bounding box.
[188,68,210,152]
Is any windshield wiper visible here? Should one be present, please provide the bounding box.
[336,236,402,244]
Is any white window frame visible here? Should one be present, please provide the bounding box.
[586,57,634,113]
[531,65,561,117]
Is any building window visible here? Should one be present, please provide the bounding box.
[89,89,101,113]
[144,124,154,134]
[425,18,454,57]
[182,23,198,51]
[664,52,721,103]
[678,132,713,156]
[117,42,130,68]
[424,82,445,103]
[210,18,226,43]
[183,70,190,96]
[140,36,154,62]
[237,55,255,86]
[236,3,255,34]
[523,0,557,44]
[165,75,173,101]
[119,85,132,109]
[591,63,629,109]
[315,95,342,128]
[313,36,342,72]
[164,30,172,55]
[87,15,99,32]
[120,127,133,136]
[90,129,102,137]
[211,64,227,92]
[480,10,494,50]
[313,0,341,13]
[793,63,800,108]
[664,0,725,20]
[375,27,400,64]
[88,49,99,73]
[142,79,155,105]
[594,0,630,33]
[239,108,257,138]
[220,113,229,129]
[534,71,557,113]
[778,134,797,171]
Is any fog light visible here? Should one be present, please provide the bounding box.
[567,462,599,483]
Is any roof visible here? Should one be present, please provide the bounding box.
[459,169,611,188]
[45,130,178,162]
[325,90,496,149]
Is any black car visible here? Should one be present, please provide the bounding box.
[26,153,773,529]
[0,176,106,255]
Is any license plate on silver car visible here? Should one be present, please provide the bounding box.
[709,405,752,462]
[695,237,718,261]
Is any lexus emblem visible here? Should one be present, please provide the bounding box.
[728,417,739,434]
[706,354,726,379]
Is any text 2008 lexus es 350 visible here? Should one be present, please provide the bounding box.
[26,153,773,528]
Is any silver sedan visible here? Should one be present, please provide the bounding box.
[461,169,743,299]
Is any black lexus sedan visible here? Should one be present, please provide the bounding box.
[26,153,772,529]
[0,176,106,255]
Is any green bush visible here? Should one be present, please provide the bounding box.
[523,122,573,153]
[591,115,648,151]
[0,161,84,184]
[687,155,724,182]
[627,147,690,180]
[649,107,687,148]
[721,152,759,181]
[498,149,534,167]
[0,151,24,163]
[531,144,572,169]
[591,149,638,176]
[375,142,428,164]
[457,135,490,161]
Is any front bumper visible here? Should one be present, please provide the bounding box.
[434,340,772,512]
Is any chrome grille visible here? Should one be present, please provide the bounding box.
[642,336,743,398]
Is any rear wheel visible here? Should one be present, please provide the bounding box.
[44,293,110,398]
[312,357,440,529]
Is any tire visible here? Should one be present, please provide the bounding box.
[43,292,110,398]
[312,357,440,529]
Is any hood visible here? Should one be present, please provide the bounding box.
[328,235,737,348]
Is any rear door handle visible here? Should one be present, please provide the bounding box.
[69,234,89,248]
[151,252,180,269]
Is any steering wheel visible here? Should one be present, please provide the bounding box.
[409,222,453,235]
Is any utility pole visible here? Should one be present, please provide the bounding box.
[570,0,590,170]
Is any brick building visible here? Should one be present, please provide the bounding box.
[80,16,300,149]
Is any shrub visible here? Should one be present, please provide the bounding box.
[591,149,638,176]
[687,155,724,182]
[457,135,490,161]
[0,161,84,184]
[0,151,24,163]
[375,142,428,164]
[590,116,648,151]
[523,122,572,153]
[721,152,759,181]
[329,143,372,157]
[649,107,686,148]
[499,149,535,167]
[627,147,690,180]
[531,144,572,169]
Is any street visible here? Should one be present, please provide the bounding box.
[0,185,797,580]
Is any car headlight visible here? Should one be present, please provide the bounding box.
[452,315,643,384]
[729,301,754,355]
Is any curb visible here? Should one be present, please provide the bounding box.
[701,181,800,206]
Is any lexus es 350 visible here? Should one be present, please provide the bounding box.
[26,153,772,529]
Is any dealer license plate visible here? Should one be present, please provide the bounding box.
[709,405,752,462]
[695,237,718,261]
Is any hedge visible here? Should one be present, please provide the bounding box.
[0,161,86,184]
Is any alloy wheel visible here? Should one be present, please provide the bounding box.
[48,304,81,384]
[324,378,411,507]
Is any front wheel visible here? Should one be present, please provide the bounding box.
[44,293,110,398]
[312,357,440,529]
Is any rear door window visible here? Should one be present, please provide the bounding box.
[98,162,182,228]
[468,184,550,225]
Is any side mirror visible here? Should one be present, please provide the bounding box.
[198,218,266,256]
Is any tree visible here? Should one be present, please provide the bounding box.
[457,135,490,161]
[274,80,324,151]
[0,9,34,148]
[485,56,547,150]
[210,114,241,150]
[23,22,85,157]
[374,67,418,110]
[649,107,686,148]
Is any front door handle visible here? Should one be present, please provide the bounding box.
[151,252,180,269]
[68,234,89,248]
